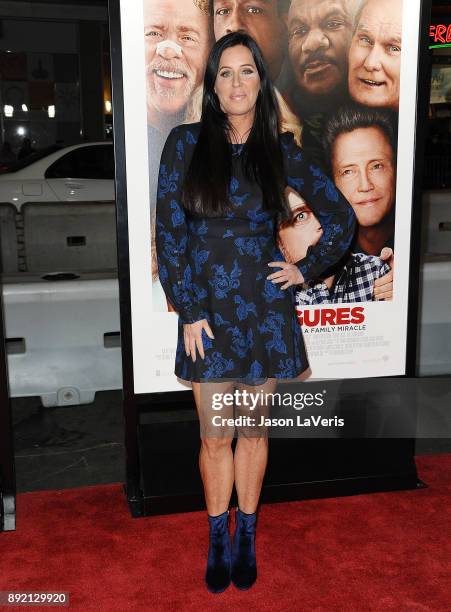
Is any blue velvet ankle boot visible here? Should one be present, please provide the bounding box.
[205,510,231,593]
[231,507,257,590]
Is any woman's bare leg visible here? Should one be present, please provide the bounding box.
[233,378,278,513]
[192,380,235,516]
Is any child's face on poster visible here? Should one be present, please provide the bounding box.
[212,0,287,81]
[287,0,353,98]
[143,0,211,123]
[278,188,323,264]
[331,126,396,228]
[348,0,402,110]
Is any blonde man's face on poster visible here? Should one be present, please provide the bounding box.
[278,187,323,264]
[143,0,211,124]
[348,0,402,110]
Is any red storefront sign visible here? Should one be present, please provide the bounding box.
[430,23,451,44]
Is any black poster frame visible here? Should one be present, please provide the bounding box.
[0,277,16,532]
[109,0,432,517]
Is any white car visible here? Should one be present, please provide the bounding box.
[0,142,115,210]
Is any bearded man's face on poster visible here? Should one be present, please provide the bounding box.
[287,0,353,99]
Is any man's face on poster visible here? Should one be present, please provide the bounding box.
[144,0,210,124]
[348,0,402,110]
[212,0,287,81]
[278,187,323,264]
[287,0,353,98]
[331,126,395,228]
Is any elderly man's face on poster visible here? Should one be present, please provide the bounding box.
[143,0,211,127]
[348,0,402,110]
[212,0,287,81]
[287,0,353,98]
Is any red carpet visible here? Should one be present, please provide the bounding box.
[1,454,450,611]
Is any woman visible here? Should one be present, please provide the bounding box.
[184,83,303,147]
[156,32,356,594]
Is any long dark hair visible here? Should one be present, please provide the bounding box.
[183,32,288,218]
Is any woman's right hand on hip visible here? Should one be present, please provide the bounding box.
[183,319,215,362]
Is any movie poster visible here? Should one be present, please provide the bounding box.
[116,0,421,393]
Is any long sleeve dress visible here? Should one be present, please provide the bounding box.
[155,122,356,383]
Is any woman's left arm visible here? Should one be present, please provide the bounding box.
[284,134,357,284]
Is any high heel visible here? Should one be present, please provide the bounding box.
[231,507,257,590]
[205,510,231,593]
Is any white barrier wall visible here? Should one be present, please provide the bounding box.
[22,202,117,272]
[417,191,451,375]
[0,204,18,273]
[418,257,451,375]
[3,273,122,406]
[421,190,451,254]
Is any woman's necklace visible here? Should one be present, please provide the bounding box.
[229,125,252,144]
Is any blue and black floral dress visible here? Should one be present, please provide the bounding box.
[155,122,356,383]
